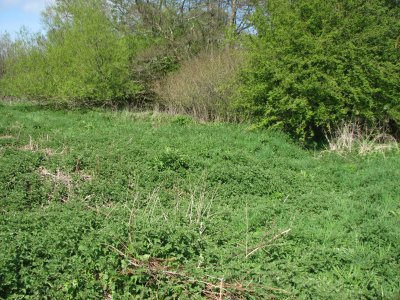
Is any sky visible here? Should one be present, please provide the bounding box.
[0,0,54,38]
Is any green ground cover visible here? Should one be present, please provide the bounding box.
[0,103,399,299]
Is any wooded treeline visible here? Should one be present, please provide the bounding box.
[0,0,399,141]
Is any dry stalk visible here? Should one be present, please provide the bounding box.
[38,166,72,185]
[186,183,215,224]
[126,204,137,244]
[106,244,288,299]
[245,203,249,257]
[19,135,68,156]
[20,135,38,151]
[0,135,13,139]
[325,121,398,155]
[37,166,92,203]
[245,228,291,258]
[144,187,161,220]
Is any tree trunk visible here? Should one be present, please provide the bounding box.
[229,0,237,28]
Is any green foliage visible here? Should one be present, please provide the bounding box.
[155,147,190,171]
[0,0,140,105]
[0,0,247,107]
[3,0,398,146]
[238,0,400,142]
[1,103,400,298]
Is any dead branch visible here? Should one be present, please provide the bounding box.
[245,229,291,258]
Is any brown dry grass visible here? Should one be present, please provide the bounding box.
[18,135,68,156]
[108,244,290,299]
[20,135,38,151]
[37,166,92,203]
[325,121,398,155]
[38,166,73,187]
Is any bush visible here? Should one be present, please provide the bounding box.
[154,49,244,122]
[238,0,400,142]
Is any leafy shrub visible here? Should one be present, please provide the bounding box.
[238,0,400,142]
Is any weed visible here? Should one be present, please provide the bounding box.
[0,103,399,299]
[155,147,190,172]
[325,121,398,155]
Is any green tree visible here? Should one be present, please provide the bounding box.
[1,0,140,105]
[0,29,49,100]
[44,0,140,104]
[238,0,400,142]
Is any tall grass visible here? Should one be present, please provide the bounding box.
[325,121,398,155]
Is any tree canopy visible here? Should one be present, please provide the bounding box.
[238,0,400,141]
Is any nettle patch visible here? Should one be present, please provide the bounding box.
[0,103,399,299]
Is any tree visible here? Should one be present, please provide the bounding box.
[1,0,257,105]
[0,33,13,79]
[238,0,400,142]
[1,0,140,105]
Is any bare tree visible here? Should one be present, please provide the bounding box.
[0,33,13,78]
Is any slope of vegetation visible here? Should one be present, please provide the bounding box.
[1,103,399,299]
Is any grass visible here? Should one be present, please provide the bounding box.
[325,121,398,156]
[0,102,399,299]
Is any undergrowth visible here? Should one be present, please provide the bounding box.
[0,103,399,299]
[325,121,398,156]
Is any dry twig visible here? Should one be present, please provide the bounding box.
[245,229,291,258]
[106,244,289,299]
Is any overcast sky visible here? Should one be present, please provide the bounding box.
[0,0,54,37]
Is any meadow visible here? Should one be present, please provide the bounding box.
[0,102,399,299]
